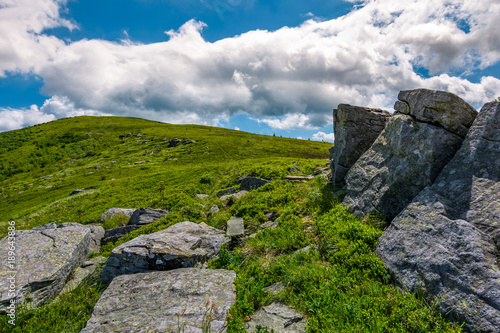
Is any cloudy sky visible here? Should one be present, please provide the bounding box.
[1,0,500,141]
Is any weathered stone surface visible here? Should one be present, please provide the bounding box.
[245,302,306,333]
[264,282,285,295]
[260,221,278,230]
[343,89,477,221]
[377,102,500,332]
[209,204,219,214]
[289,164,302,174]
[129,208,169,225]
[99,222,230,284]
[83,268,236,333]
[227,216,244,237]
[331,104,392,186]
[102,225,142,244]
[195,194,209,199]
[238,177,270,191]
[285,175,313,183]
[395,88,477,138]
[0,223,102,310]
[219,190,249,202]
[99,208,135,222]
[216,187,238,197]
[60,256,107,295]
[70,188,86,196]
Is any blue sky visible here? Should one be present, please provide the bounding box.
[1,0,500,141]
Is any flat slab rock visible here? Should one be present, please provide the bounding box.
[82,268,236,333]
[377,101,500,332]
[245,302,306,333]
[100,222,230,284]
[227,216,244,237]
[0,223,104,311]
[129,208,169,225]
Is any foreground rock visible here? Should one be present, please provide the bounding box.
[330,104,392,186]
[102,225,142,244]
[100,222,230,284]
[129,208,169,225]
[226,216,244,237]
[0,223,104,311]
[377,101,500,332]
[99,208,135,222]
[245,302,306,333]
[342,89,477,221]
[60,256,107,295]
[83,268,236,333]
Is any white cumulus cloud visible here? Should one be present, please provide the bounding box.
[0,104,55,131]
[312,131,335,142]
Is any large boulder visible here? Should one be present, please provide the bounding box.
[0,223,104,311]
[82,268,236,333]
[377,101,500,332]
[330,104,392,186]
[100,222,230,284]
[99,208,135,222]
[128,208,169,225]
[342,89,477,221]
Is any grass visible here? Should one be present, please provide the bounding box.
[0,116,461,332]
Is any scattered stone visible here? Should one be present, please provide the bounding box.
[232,190,249,200]
[168,138,182,147]
[60,256,107,295]
[83,268,236,333]
[101,225,143,244]
[17,191,24,194]
[342,89,477,221]
[239,177,270,191]
[39,175,53,180]
[134,161,143,165]
[69,188,86,196]
[264,282,285,295]
[289,164,302,174]
[310,167,329,176]
[99,222,230,284]
[129,208,169,225]
[167,158,178,161]
[245,302,306,333]
[294,246,312,255]
[377,101,500,332]
[0,223,104,311]
[94,166,101,170]
[264,211,277,220]
[284,175,313,183]
[260,221,278,230]
[99,208,136,222]
[330,104,392,187]
[196,194,209,199]
[227,216,245,237]
[209,205,219,214]
[183,139,196,145]
[216,187,238,197]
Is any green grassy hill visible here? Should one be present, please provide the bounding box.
[0,116,460,332]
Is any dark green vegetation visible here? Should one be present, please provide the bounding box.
[0,117,460,332]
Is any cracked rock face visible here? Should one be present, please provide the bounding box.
[245,302,307,333]
[0,223,104,311]
[99,221,230,284]
[129,208,169,225]
[342,89,477,221]
[330,104,392,187]
[377,101,500,332]
[83,268,236,333]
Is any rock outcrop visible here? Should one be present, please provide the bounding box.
[83,268,236,333]
[245,302,307,333]
[330,104,392,186]
[0,223,104,311]
[99,208,135,222]
[128,208,169,225]
[100,222,230,284]
[377,101,500,332]
[342,89,477,221]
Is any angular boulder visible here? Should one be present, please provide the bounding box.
[330,104,392,186]
[100,221,230,284]
[238,176,270,191]
[99,208,135,222]
[245,302,307,333]
[82,268,236,333]
[128,207,169,225]
[377,101,500,332]
[0,223,104,311]
[342,89,477,221]
[226,216,244,237]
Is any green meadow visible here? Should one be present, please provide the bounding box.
[0,116,460,332]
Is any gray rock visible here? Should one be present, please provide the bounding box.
[129,208,169,225]
[102,225,143,244]
[60,256,107,295]
[0,223,102,311]
[209,205,219,214]
[260,221,278,230]
[134,161,143,165]
[196,194,209,199]
[245,302,306,333]
[216,187,238,197]
[264,282,285,295]
[219,191,249,202]
[227,216,244,237]
[70,188,85,196]
[99,208,135,222]
[377,101,500,333]
[284,175,313,183]
[342,90,477,221]
[394,88,478,138]
[168,138,182,147]
[289,164,302,174]
[83,268,236,333]
[238,177,270,191]
[99,222,230,284]
[331,104,392,186]
[264,212,277,220]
